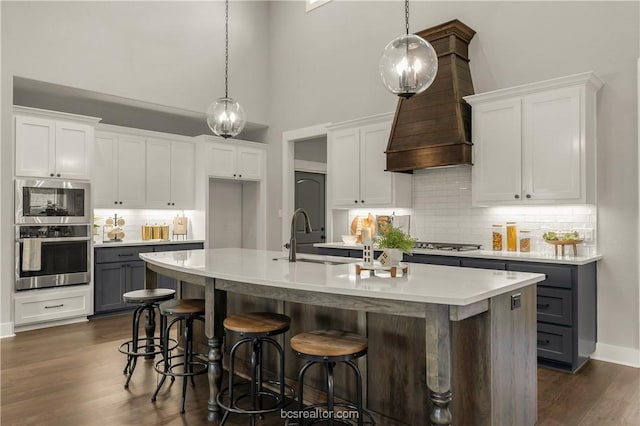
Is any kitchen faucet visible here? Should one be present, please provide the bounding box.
[285,208,313,262]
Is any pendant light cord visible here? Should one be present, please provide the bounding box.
[224,0,229,99]
[405,0,410,35]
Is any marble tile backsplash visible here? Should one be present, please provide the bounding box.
[410,167,597,254]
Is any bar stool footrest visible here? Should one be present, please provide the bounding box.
[118,337,178,357]
[154,353,208,378]
[217,379,295,415]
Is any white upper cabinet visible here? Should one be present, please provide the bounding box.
[146,138,195,209]
[204,139,265,181]
[94,133,146,208]
[327,113,412,209]
[14,107,100,180]
[465,72,602,206]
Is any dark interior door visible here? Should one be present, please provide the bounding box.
[294,171,325,253]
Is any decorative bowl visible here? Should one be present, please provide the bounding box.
[341,235,358,245]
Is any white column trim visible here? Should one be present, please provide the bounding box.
[281,123,330,248]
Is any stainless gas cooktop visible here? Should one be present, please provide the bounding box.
[415,242,482,252]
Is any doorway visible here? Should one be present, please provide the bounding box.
[294,171,325,254]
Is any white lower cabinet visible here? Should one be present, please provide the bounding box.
[14,286,92,326]
[465,72,602,206]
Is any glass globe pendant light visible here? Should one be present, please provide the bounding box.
[379,0,438,98]
[207,0,246,138]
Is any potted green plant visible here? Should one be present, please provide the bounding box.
[375,225,416,264]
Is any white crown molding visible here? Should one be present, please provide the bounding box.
[13,105,102,124]
[96,123,194,143]
[325,111,395,131]
[193,134,267,149]
[464,71,603,105]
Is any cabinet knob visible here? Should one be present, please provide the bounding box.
[239,174,242,178]
[50,173,54,177]
[354,200,358,203]
[514,194,520,199]
[171,203,175,206]
[56,174,61,177]
[167,202,171,206]
[361,200,365,203]
[526,194,532,199]
[233,174,236,177]
[114,201,118,205]
[119,201,123,205]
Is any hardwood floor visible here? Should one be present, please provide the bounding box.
[1,314,638,426]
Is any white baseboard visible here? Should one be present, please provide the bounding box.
[0,321,15,338]
[14,317,88,333]
[592,342,640,368]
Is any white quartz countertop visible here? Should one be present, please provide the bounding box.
[94,239,204,248]
[140,248,545,306]
[313,242,602,266]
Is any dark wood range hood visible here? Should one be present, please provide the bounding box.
[386,20,476,172]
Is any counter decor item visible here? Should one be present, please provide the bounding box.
[543,231,584,256]
[375,225,416,265]
[519,230,532,252]
[361,228,374,265]
[142,224,152,241]
[506,222,517,252]
[350,213,375,243]
[341,235,358,245]
[173,215,188,240]
[103,214,125,243]
[491,224,504,251]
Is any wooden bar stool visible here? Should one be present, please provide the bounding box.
[118,288,177,389]
[152,299,207,414]
[218,312,292,425]
[291,330,373,426]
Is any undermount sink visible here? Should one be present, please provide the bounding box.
[272,257,348,266]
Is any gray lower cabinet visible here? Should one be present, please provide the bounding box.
[317,247,597,373]
[93,242,203,315]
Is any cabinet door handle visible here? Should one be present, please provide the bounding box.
[44,304,64,309]
[537,339,550,346]
[118,253,135,257]
[526,194,532,199]
[537,303,550,309]
[514,194,520,199]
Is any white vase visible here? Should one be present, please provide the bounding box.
[383,248,404,265]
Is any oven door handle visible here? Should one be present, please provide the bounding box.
[16,237,90,243]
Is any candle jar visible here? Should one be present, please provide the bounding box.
[491,225,504,251]
[506,222,517,252]
[519,230,531,252]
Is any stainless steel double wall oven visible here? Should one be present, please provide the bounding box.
[15,179,91,291]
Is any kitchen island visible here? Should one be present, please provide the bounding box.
[141,248,545,425]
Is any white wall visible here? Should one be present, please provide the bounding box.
[266,1,640,363]
[2,1,270,124]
